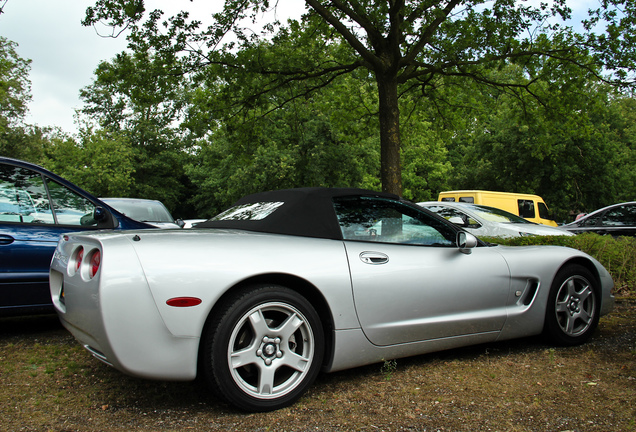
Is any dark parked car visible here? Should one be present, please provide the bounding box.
[562,202,636,237]
[0,157,152,315]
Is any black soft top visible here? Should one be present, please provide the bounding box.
[196,187,401,240]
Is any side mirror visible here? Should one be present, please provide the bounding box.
[176,218,185,228]
[457,232,478,254]
[94,206,107,222]
[92,205,118,228]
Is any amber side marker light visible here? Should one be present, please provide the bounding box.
[166,297,202,307]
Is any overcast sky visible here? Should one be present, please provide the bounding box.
[1,1,597,136]
[1,0,303,134]
[2,0,131,133]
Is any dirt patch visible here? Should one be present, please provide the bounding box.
[1,300,634,431]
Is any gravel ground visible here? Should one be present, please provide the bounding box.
[1,299,634,431]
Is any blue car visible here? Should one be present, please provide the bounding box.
[0,157,152,315]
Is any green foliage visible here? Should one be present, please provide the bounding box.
[399,105,452,202]
[0,37,31,132]
[41,129,136,198]
[78,51,198,217]
[67,35,636,220]
[380,359,398,381]
[79,50,188,132]
[186,82,381,216]
[483,233,636,296]
[443,63,636,221]
[80,0,636,195]
[0,37,37,161]
[5,3,633,222]
[0,125,48,163]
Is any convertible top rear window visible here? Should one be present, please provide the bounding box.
[212,202,284,221]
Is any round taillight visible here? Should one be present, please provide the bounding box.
[74,247,84,273]
[88,250,101,279]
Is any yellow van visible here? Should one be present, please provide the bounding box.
[437,190,557,226]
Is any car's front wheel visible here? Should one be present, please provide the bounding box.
[544,264,600,346]
[202,284,324,412]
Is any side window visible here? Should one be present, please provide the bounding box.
[583,214,601,227]
[458,196,474,203]
[333,196,455,246]
[538,202,552,220]
[46,179,97,226]
[0,164,54,224]
[518,199,535,218]
[602,204,636,227]
[0,164,97,227]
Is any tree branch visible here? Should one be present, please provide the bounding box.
[304,0,379,69]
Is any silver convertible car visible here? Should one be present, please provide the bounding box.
[49,188,614,412]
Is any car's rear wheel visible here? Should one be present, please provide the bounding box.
[202,284,324,412]
[544,264,600,346]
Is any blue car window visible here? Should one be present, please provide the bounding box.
[0,164,97,226]
[46,179,98,226]
[0,165,53,224]
[0,187,31,222]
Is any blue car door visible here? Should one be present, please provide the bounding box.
[0,223,72,308]
[0,162,99,312]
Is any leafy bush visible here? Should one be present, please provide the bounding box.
[481,233,636,297]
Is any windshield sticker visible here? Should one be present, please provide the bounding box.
[212,202,284,221]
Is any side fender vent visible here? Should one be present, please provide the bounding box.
[521,280,540,306]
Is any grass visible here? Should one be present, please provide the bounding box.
[1,299,635,431]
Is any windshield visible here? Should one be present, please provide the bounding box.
[103,199,174,223]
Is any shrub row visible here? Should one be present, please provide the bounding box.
[481,233,636,297]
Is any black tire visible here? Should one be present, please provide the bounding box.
[202,284,324,412]
[543,264,600,346]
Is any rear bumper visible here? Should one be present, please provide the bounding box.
[49,235,200,381]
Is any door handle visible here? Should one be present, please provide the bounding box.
[0,235,15,245]
[359,251,389,265]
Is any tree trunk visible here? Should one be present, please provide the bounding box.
[376,74,402,196]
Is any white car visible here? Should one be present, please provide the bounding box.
[419,201,573,238]
[101,198,184,229]
[50,188,613,412]
[182,218,207,228]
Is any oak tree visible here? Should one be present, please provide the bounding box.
[84,0,636,195]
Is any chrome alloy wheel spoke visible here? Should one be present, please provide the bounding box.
[256,362,277,395]
[276,312,304,343]
[555,276,595,337]
[228,302,314,399]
